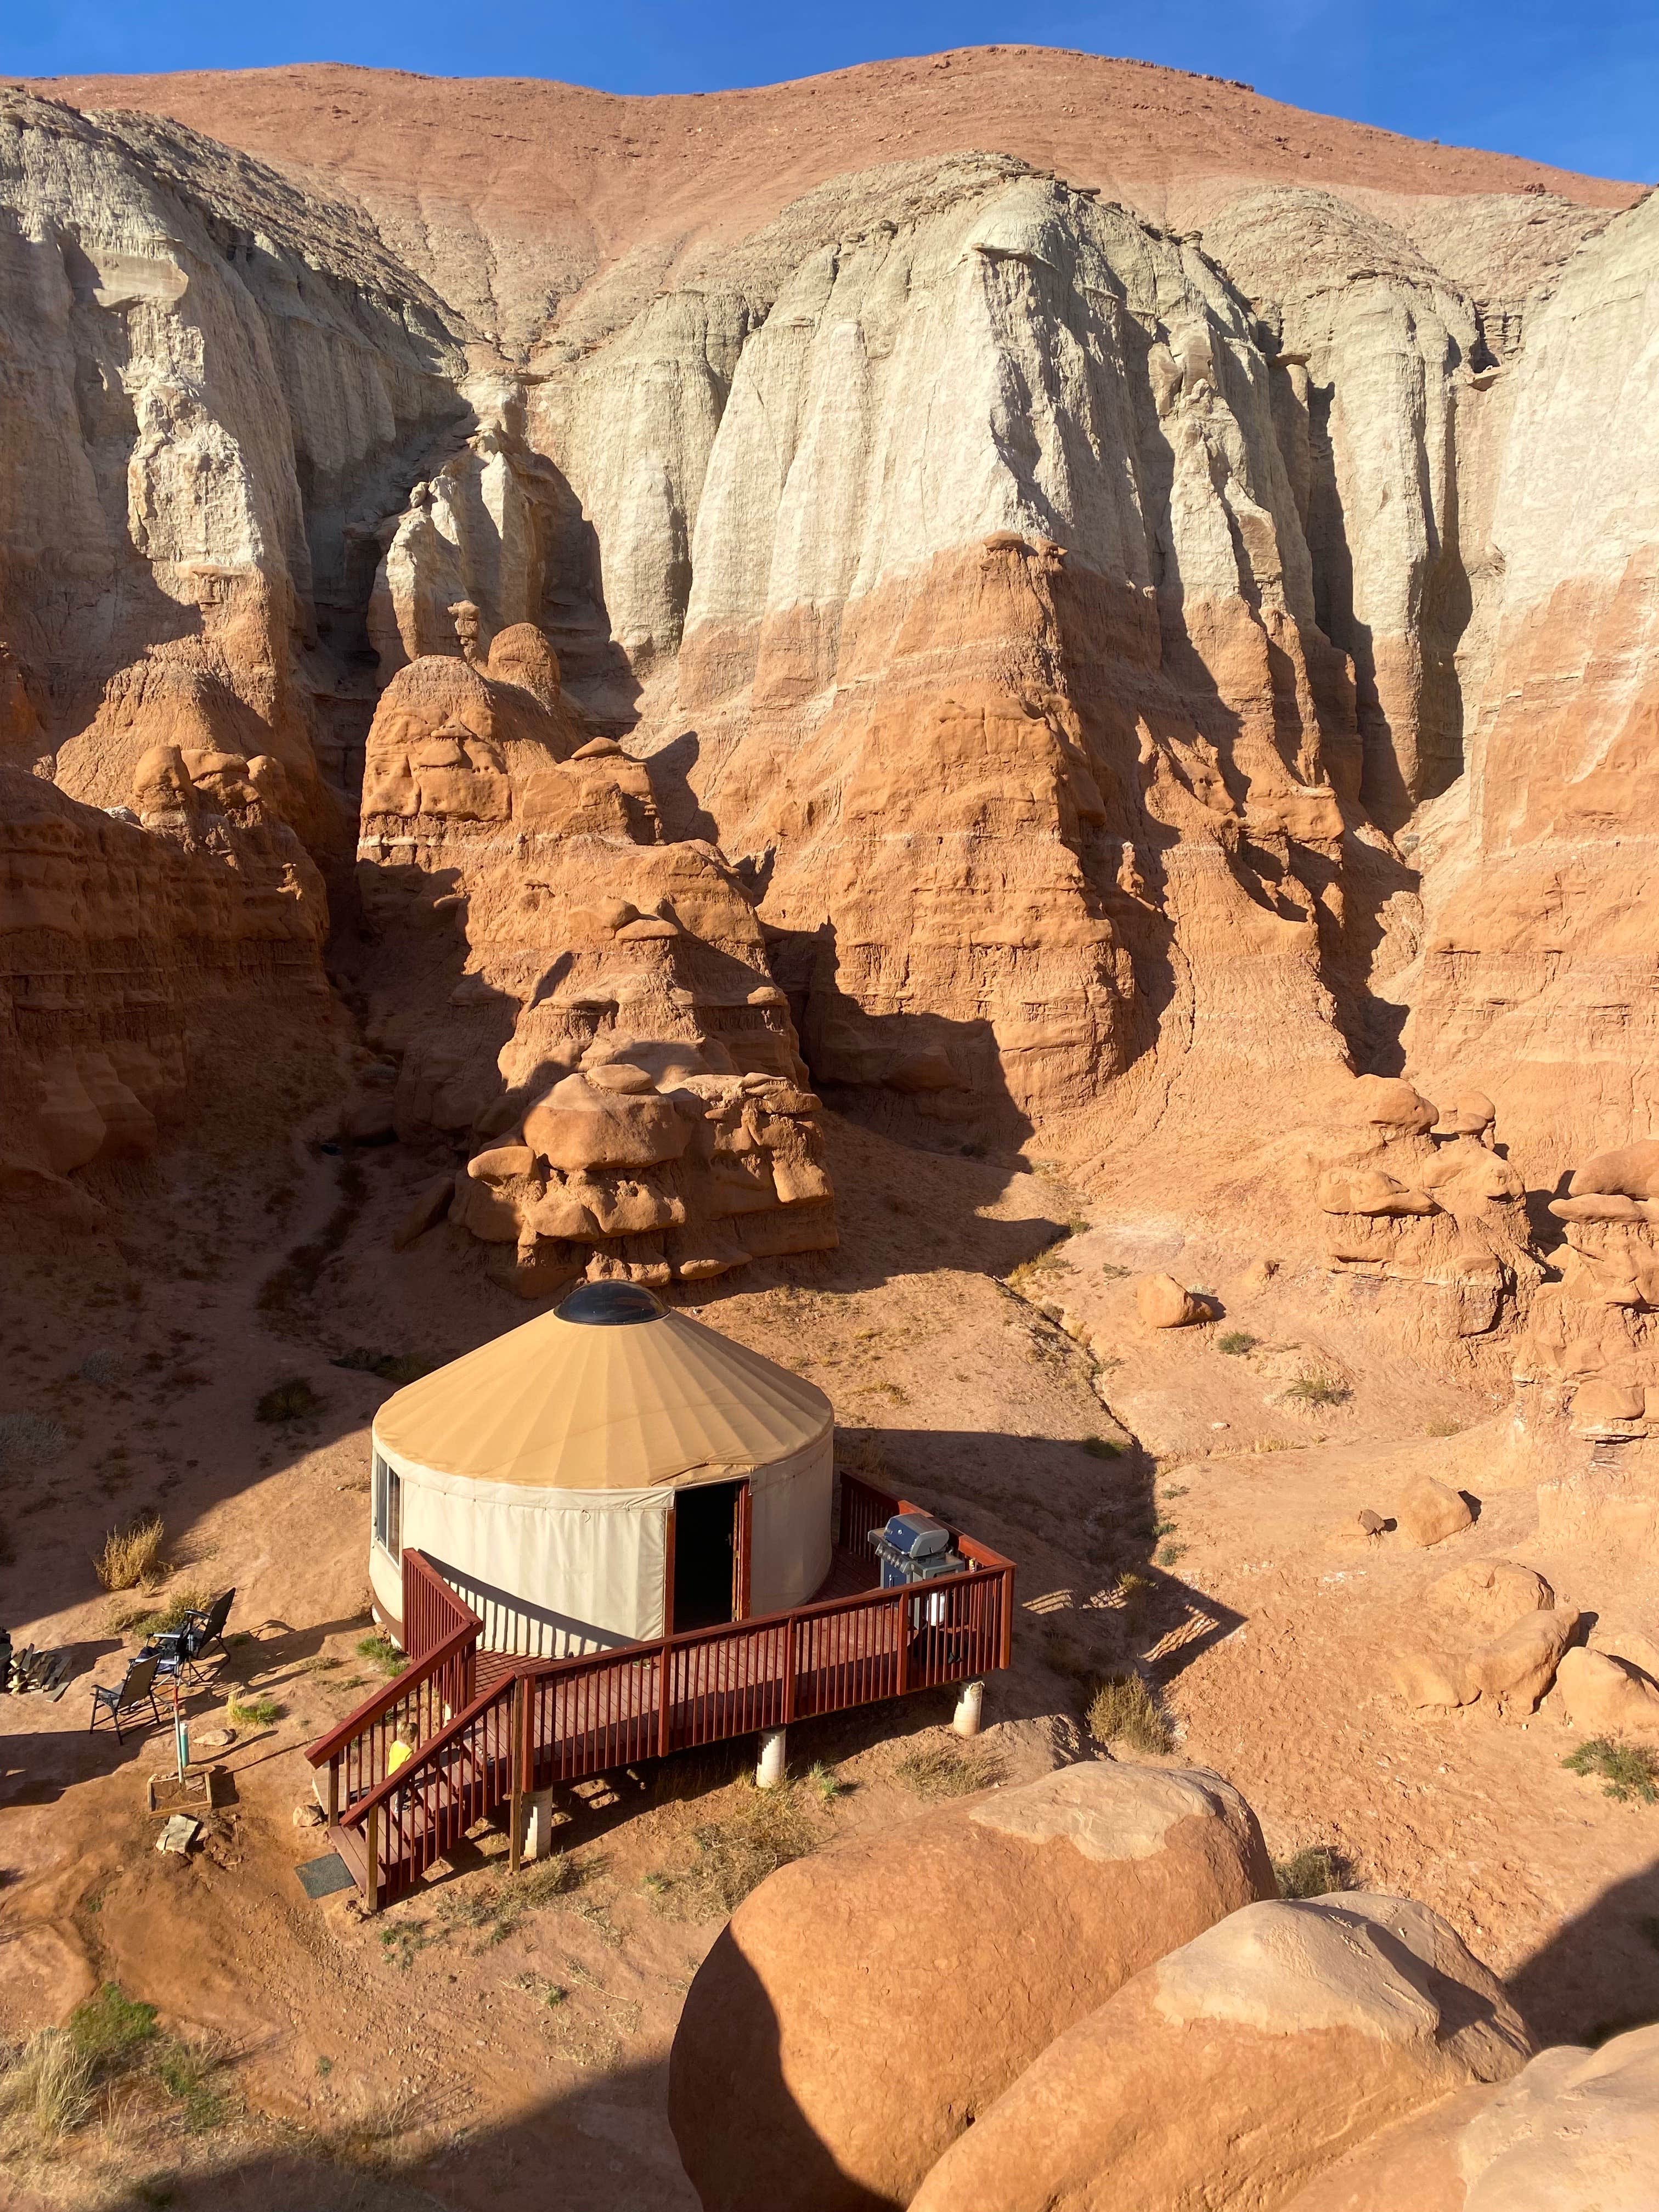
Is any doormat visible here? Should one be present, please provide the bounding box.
[295,1852,356,1900]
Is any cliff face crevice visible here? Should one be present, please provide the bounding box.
[2,59,1656,1251]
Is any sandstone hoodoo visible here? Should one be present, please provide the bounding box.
[5,35,1659,2211]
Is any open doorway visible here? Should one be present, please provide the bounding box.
[671,1480,748,1633]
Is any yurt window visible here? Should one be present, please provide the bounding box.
[373,1453,402,1564]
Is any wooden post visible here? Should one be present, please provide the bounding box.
[781,1616,797,1725]
[895,1592,910,1697]
[657,1637,673,1760]
[508,1678,524,1876]
[364,1801,380,1915]
[327,1757,339,1826]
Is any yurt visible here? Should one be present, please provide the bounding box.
[368,1282,834,1657]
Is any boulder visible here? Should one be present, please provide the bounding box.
[1424,1559,1553,1643]
[1591,1622,1659,1685]
[1554,1645,1659,1735]
[1392,1647,1470,1710]
[392,1173,455,1251]
[1460,1607,1578,1718]
[1280,2023,1659,2212]
[1396,1475,1474,1548]
[668,1763,1275,2212]
[1136,1273,1203,1329]
[909,1895,1531,2212]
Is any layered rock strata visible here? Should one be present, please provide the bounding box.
[353,628,835,1291]
[0,754,330,1238]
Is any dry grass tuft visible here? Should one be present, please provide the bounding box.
[1,2030,95,2137]
[893,1740,1003,1799]
[1086,1672,1174,1754]
[255,1376,324,1424]
[94,1514,166,1592]
[1283,1374,1351,1408]
[1274,1846,1352,1898]
[649,1781,821,1919]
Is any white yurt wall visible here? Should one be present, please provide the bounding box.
[367,1282,835,1657]
[748,1437,835,1618]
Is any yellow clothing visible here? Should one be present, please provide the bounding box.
[387,1739,414,1775]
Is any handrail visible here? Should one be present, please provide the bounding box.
[304,1618,476,1768]
[303,1550,482,1773]
[336,1666,509,1831]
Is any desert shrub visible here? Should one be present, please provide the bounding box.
[1114,1570,1153,1620]
[894,1741,1003,1799]
[1284,1374,1350,1408]
[808,1760,849,1803]
[650,1782,821,1920]
[1099,1262,1131,1279]
[68,1983,157,2070]
[94,1514,166,1592]
[255,1376,323,1424]
[155,2037,231,2132]
[122,1584,210,1638]
[1562,1737,1659,1804]
[1086,1673,1173,1754]
[1425,1418,1464,1437]
[1217,1331,1259,1357]
[330,1350,441,1385]
[1274,1846,1351,1898]
[0,2029,94,2136]
[226,1694,281,1729]
[0,1412,68,1470]
[1081,1436,1121,1461]
[356,1633,407,1679]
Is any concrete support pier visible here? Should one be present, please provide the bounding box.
[756,1728,788,1789]
[953,1679,985,1739]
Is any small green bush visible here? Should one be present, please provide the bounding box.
[156,2039,230,2133]
[226,1694,281,1729]
[255,1376,323,1424]
[1081,1436,1121,1461]
[1086,1673,1173,1754]
[356,1632,406,1679]
[1562,1737,1659,1804]
[1217,1330,1259,1357]
[69,1982,157,2068]
[1274,1846,1351,1898]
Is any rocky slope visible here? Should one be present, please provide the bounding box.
[0,52,1653,1299]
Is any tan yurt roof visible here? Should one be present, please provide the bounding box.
[371,1283,832,1491]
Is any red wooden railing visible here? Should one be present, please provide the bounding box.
[306,1474,1014,1909]
[306,1551,481,1824]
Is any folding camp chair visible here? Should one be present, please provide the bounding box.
[152,1587,235,1683]
[88,1652,164,1742]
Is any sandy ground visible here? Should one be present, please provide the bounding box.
[1,1110,1656,2205]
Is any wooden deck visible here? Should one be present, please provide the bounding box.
[306,1477,1013,1910]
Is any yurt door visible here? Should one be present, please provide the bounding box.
[670,1480,752,1633]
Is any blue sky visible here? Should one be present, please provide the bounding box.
[4,2,1654,184]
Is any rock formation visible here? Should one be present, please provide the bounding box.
[0,54,1655,1331]
[1281,2022,1659,2211]
[1301,1076,1541,1345]
[668,1762,1274,2212]
[353,627,836,1291]
[908,1892,1530,2212]
[0,754,330,1239]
